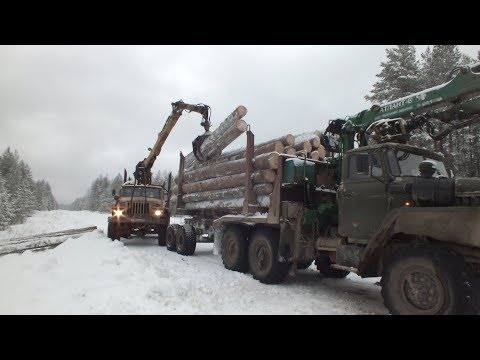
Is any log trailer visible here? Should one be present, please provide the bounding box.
[107,100,211,242]
[168,62,480,314]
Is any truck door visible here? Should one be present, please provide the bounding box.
[338,152,387,240]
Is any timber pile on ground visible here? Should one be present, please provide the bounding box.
[171,106,325,213]
[0,226,98,256]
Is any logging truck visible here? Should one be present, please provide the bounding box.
[167,63,480,315]
[107,100,212,243]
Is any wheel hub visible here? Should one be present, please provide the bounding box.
[227,238,237,259]
[401,268,444,313]
[256,245,269,270]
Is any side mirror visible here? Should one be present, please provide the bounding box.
[112,189,116,196]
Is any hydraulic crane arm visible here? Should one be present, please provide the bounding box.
[324,62,480,153]
[134,100,211,185]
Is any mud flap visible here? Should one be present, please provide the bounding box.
[213,226,224,256]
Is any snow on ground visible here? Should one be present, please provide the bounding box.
[0,210,387,314]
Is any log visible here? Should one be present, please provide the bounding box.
[316,145,327,159]
[184,195,270,210]
[252,169,276,183]
[208,139,284,162]
[253,183,274,195]
[181,183,273,203]
[278,134,295,146]
[284,146,297,156]
[3,226,98,246]
[296,150,308,158]
[0,227,98,256]
[294,133,321,148]
[183,155,278,183]
[182,187,246,203]
[310,136,321,148]
[184,106,248,168]
[181,170,275,194]
[254,141,284,157]
[293,141,312,153]
[309,151,320,161]
[253,152,280,170]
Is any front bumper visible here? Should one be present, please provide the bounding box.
[108,215,169,225]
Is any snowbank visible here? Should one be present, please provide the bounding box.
[0,210,386,315]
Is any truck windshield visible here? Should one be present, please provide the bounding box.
[120,187,162,198]
[387,150,448,177]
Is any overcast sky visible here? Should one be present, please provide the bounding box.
[1,45,478,204]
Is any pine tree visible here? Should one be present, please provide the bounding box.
[365,45,421,103]
[110,173,124,195]
[420,45,474,88]
[419,46,478,176]
[153,169,170,187]
[0,176,14,230]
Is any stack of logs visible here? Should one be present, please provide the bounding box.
[171,106,326,213]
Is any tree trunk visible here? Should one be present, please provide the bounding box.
[181,169,276,194]
[293,141,312,153]
[309,151,320,160]
[284,146,297,155]
[294,133,321,148]
[252,152,280,170]
[252,169,276,183]
[183,195,270,210]
[253,183,274,195]
[181,183,273,203]
[183,155,278,183]
[184,105,248,168]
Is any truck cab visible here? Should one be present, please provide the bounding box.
[107,183,170,244]
[338,143,448,241]
[333,143,480,314]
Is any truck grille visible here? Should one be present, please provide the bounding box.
[126,202,150,215]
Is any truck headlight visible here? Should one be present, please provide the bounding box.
[154,209,163,216]
[114,209,123,216]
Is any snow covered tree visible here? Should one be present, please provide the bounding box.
[419,46,478,176]
[153,169,170,187]
[110,173,124,195]
[0,148,58,228]
[365,45,421,103]
[0,176,14,230]
[420,45,475,89]
[35,180,58,211]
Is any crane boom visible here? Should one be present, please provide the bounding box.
[133,100,211,185]
[324,63,480,153]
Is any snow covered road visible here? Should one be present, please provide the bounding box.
[0,210,388,314]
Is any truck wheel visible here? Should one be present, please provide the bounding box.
[315,252,349,278]
[166,224,180,251]
[381,247,477,315]
[221,226,249,273]
[107,222,120,241]
[157,225,167,246]
[248,227,289,284]
[176,224,196,256]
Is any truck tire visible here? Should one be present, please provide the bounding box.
[315,252,349,278]
[166,224,180,252]
[248,227,289,284]
[221,226,249,273]
[107,222,120,241]
[176,224,196,256]
[381,247,478,315]
[157,225,167,246]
